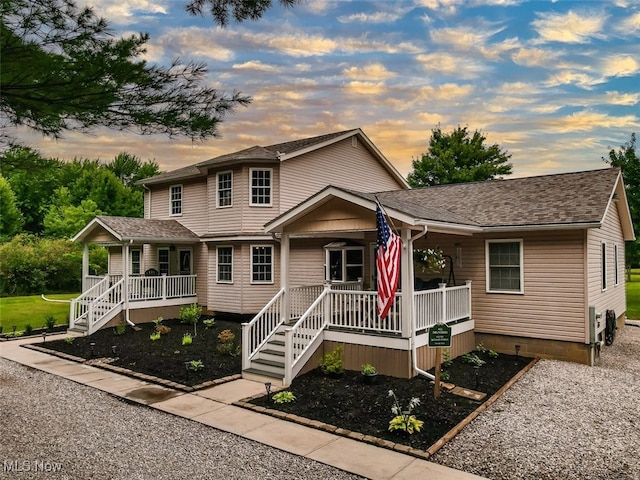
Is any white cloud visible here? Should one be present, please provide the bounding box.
[512,47,561,67]
[531,10,607,44]
[417,52,489,78]
[232,61,280,72]
[614,11,640,35]
[602,55,640,77]
[338,5,412,24]
[80,0,168,25]
[343,63,397,80]
[156,27,235,62]
[603,91,640,106]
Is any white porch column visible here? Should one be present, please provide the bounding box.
[122,243,131,325]
[82,242,90,292]
[400,226,414,338]
[281,232,290,323]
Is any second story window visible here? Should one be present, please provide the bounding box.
[217,171,232,208]
[250,168,272,206]
[170,185,182,216]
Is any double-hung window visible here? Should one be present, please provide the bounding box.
[251,246,273,283]
[217,171,232,208]
[326,246,364,282]
[250,168,272,206]
[217,246,233,283]
[158,248,170,275]
[170,185,182,216]
[486,240,523,293]
[131,249,141,275]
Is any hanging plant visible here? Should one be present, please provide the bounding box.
[414,248,446,274]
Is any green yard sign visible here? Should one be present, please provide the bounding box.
[428,323,452,347]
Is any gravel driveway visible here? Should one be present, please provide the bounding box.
[432,324,640,480]
[0,358,364,480]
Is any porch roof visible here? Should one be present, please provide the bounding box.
[73,216,199,244]
[265,168,634,239]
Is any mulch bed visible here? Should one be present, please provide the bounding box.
[249,351,533,452]
[38,318,242,387]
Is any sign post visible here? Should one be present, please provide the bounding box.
[428,323,452,399]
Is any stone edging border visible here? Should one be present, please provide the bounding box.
[234,357,540,461]
[22,344,242,392]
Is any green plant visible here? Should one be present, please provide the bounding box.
[180,303,202,336]
[319,346,344,376]
[388,390,424,434]
[462,352,486,367]
[65,336,75,344]
[153,316,164,326]
[187,360,205,371]
[203,318,216,329]
[476,342,487,353]
[149,331,161,341]
[488,350,499,359]
[44,315,56,331]
[24,324,33,335]
[442,349,453,368]
[182,333,193,345]
[272,391,296,404]
[113,320,127,336]
[216,329,236,355]
[440,371,451,381]
[361,363,377,375]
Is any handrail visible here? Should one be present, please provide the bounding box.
[70,275,112,329]
[242,288,286,370]
[86,279,124,334]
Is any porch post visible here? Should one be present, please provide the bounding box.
[281,232,291,323]
[122,243,130,325]
[400,227,413,338]
[82,242,90,292]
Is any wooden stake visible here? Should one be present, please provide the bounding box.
[434,346,442,398]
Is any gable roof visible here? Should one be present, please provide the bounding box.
[73,216,199,243]
[266,168,635,239]
[140,128,408,188]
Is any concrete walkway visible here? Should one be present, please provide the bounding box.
[0,335,486,480]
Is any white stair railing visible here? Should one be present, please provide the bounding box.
[242,288,285,370]
[86,279,124,334]
[70,275,112,330]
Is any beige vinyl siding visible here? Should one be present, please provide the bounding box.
[587,200,627,318]
[279,138,406,211]
[108,248,123,274]
[148,179,209,235]
[289,238,326,286]
[420,231,586,342]
[207,242,281,314]
[194,243,207,307]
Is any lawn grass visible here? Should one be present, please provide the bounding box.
[627,268,640,320]
[0,294,77,333]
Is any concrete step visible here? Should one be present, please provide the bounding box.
[242,368,285,385]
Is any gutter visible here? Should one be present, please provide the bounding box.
[409,226,435,381]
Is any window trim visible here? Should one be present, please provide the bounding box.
[250,244,274,284]
[249,168,273,207]
[614,244,619,286]
[602,242,607,291]
[169,184,183,216]
[485,239,524,294]
[325,246,364,283]
[216,246,233,284]
[130,249,141,276]
[216,171,233,208]
[158,248,170,276]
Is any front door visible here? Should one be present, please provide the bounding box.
[179,249,192,275]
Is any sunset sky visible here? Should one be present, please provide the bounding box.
[14,0,640,178]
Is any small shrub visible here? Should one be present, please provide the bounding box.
[155,325,171,335]
[182,333,193,346]
[488,350,499,359]
[149,331,161,341]
[44,315,56,331]
[440,371,451,381]
[442,349,453,368]
[462,352,486,367]
[272,391,296,404]
[319,345,344,376]
[216,329,236,355]
[24,324,33,335]
[203,318,216,329]
[113,320,127,336]
[187,360,205,371]
[388,390,424,434]
[361,363,377,375]
[180,303,202,336]
[153,316,164,327]
[65,337,75,345]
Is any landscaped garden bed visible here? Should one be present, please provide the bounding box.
[247,348,534,453]
[38,315,242,387]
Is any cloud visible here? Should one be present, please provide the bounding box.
[614,11,640,35]
[232,61,280,72]
[338,5,412,24]
[344,81,387,96]
[343,63,397,80]
[418,83,475,101]
[602,55,640,77]
[80,0,168,25]
[531,10,607,44]
[543,110,638,133]
[512,47,561,67]
[544,70,602,89]
[603,91,640,106]
[417,52,489,78]
[155,27,235,62]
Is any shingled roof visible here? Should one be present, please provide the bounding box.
[140,129,359,185]
[73,216,199,243]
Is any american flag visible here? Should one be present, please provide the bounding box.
[376,203,401,319]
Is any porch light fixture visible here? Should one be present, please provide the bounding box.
[42,332,47,344]
[89,342,96,358]
[111,345,117,355]
[265,382,272,400]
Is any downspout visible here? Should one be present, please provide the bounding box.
[409,226,435,380]
[142,184,151,218]
[123,239,135,326]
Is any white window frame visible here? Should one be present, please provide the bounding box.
[130,249,141,276]
[250,245,273,284]
[614,244,619,286]
[249,168,272,207]
[602,242,607,291]
[325,246,364,283]
[485,239,524,294]
[217,171,233,208]
[158,248,170,275]
[217,246,233,284]
[170,184,182,216]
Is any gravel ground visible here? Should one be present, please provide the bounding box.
[432,324,640,480]
[0,359,364,480]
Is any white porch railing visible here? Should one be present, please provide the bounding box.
[242,288,286,370]
[328,290,403,334]
[128,275,197,301]
[414,281,472,331]
[70,275,112,330]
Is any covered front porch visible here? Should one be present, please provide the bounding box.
[70,216,200,335]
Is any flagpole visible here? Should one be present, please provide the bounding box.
[374,196,400,237]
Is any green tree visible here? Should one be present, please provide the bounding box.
[1,0,250,143]
[106,153,160,188]
[603,133,639,270]
[186,0,301,26]
[0,175,24,239]
[408,126,513,187]
[43,187,103,238]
